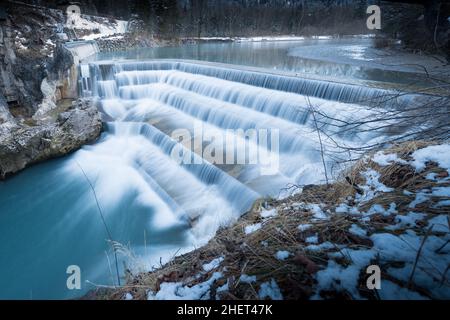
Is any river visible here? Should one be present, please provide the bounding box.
[0,37,443,299]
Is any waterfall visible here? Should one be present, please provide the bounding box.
[18,57,412,298]
[85,60,402,197]
[1,37,437,298]
[74,59,411,246]
[109,60,420,107]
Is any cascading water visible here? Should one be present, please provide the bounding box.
[0,55,416,299]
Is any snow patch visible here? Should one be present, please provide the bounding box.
[240,274,257,284]
[387,212,426,230]
[124,292,133,300]
[373,151,406,166]
[307,204,328,220]
[349,224,367,237]
[275,250,290,261]
[379,280,428,300]
[306,235,319,244]
[260,208,277,219]
[148,272,222,300]
[366,202,397,216]
[428,215,449,233]
[298,224,312,232]
[411,144,450,173]
[409,192,430,208]
[258,279,283,300]
[306,241,336,252]
[431,186,450,197]
[357,169,394,202]
[202,257,224,272]
[245,223,262,235]
[313,249,376,299]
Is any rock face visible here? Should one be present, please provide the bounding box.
[0,3,103,179]
[0,99,102,180]
[0,2,69,113]
[96,34,154,52]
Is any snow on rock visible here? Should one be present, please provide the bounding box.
[202,257,224,272]
[258,279,283,300]
[240,274,257,284]
[148,272,222,300]
[245,223,262,234]
[275,250,290,261]
[260,208,277,219]
[411,144,450,173]
[372,151,407,166]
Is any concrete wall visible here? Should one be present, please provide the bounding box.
[62,40,99,99]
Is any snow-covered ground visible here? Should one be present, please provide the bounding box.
[197,34,375,43]
[116,142,449,301]
[310,143,450,299]
[66,13,127,40]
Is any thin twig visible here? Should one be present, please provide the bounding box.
[408,225,433,288]
[75,160,121,286]
[306,95,329,186]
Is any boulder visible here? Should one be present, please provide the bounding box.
[0,99,102,179]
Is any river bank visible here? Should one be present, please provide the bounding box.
[86,140,450,300]
[1,1,449,301]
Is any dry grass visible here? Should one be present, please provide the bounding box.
[85,140,449,300]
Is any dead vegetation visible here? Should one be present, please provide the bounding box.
[85,140,449,300]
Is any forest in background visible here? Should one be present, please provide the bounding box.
[12,1,450,55]
[20,1,371,37]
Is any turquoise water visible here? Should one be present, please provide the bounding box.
[0,133,191,299]
[93,38,440,86]
[1,38,438,299]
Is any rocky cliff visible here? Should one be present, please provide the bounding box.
[0,2,72,113]
[0,99,102,179]
[0,2,102,179]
